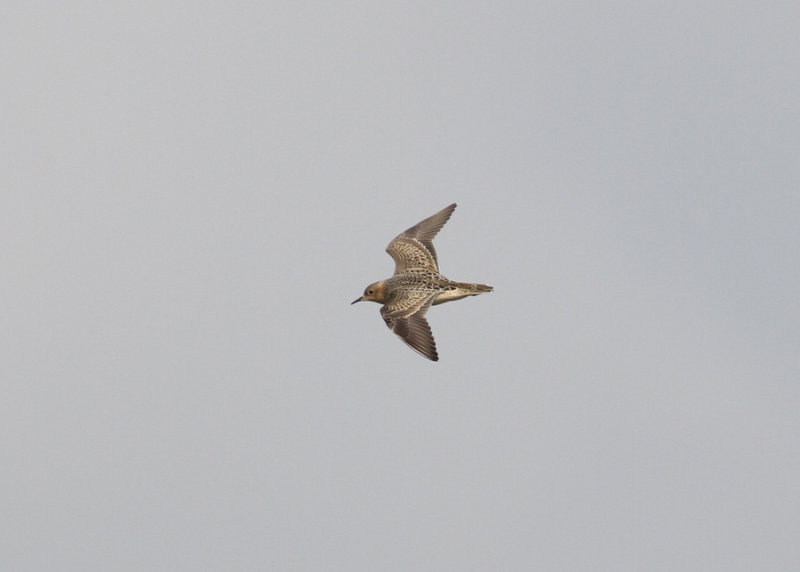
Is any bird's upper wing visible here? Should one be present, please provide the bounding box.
[381,291,438,361]
[386,203,456,275]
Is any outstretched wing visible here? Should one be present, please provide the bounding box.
[386,203,456,275]
[380,291,438,361]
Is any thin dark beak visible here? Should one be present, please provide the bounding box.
[351,297,363,305]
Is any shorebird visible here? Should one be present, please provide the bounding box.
[352,203,492,361]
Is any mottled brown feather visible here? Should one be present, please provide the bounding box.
[353,202,491,361]
[386,203,456,274]
[380,293,438,361]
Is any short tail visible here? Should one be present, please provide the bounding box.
[432,282,492,306]
[457,282,492,294]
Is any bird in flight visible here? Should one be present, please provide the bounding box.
[352,203,493,361]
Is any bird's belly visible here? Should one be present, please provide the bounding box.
[432,288,473,305]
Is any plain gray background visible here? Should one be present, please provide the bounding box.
[3,2,799,570]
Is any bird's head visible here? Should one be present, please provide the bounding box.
[351,281,389,305]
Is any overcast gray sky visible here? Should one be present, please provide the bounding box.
[3,2,799,570]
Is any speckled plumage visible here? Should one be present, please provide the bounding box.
[352,203,493,361]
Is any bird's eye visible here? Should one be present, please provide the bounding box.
[368,289,374,295]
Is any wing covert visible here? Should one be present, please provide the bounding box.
[385,203,456,274]
[380,292,438,361]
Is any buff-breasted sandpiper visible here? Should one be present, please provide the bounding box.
[352,203,493,361]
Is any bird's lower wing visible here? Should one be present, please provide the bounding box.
[381,293,438,361]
